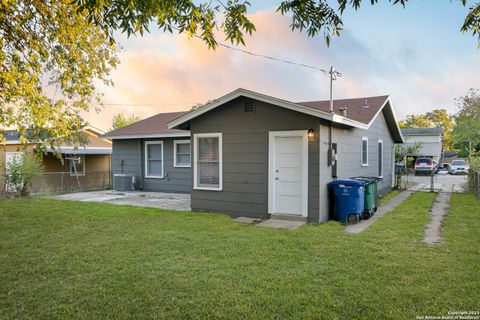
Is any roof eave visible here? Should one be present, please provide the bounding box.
[101,132,191,140]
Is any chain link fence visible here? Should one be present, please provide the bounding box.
[468,170,480,201]
[0,171,112,197]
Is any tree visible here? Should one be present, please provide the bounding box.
[0,0,118,151]
[452,89,480,158]
[110,114,141,131]
[399,109,454,150]
[74,0,480,48]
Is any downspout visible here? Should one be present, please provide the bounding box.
[138,139,143,190]
[328,66,335,178]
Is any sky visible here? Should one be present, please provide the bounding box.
[86,0,480,131]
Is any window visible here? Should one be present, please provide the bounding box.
[174,140,191,167]
[145,141,163,178]
[378,139,383,177]
[361,137,369,166]
[68,154,85,176]
[194,133,222,190]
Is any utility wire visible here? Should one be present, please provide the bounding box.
[216,42,332,76]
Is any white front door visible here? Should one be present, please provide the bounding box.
[268,131,308,217]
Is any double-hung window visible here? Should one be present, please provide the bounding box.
[174,140,191,167]
[378,139,383,177]
[145,141,163,178]
[194,133,222,191]
[361,136,369,166]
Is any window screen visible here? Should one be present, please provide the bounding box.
[175,142,191,166]
[197,137,219,187]
[146,143,163,177]
[362,137,368,166]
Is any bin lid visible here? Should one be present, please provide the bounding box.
[330,179,367,186]
[352,176,382,182]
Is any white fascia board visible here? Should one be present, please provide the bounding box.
[102,132,190,140]
[364,96,404,144]
[331,114,368,129]
[168,88,334,129]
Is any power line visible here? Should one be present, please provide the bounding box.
[217,42,332,76]
[175,26,339,76]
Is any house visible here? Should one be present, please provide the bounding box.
[400,128,443,162]
[102,112,191,193]
[104,88,403,223]
[1,126,112,193]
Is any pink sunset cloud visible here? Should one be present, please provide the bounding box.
[86,9,480,130]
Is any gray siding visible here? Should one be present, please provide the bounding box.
[112,139,142,177]
[318,111,395,221]
[190,97,320,222]
[112,138,191,193]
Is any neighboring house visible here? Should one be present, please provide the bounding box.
[104,88,403,223]
[400,128,443,162]
[1,126,112,192]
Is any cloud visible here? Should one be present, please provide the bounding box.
[86,9,480,130]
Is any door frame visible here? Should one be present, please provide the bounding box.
[268,130,309,217]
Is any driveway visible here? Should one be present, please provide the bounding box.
[404,173,468,192]
[50,190,191,211]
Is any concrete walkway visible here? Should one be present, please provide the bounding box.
[422,192,451,244]
[50,190,191,211]
[345,191,412,234]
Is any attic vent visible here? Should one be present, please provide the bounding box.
[362,99,369,109]
[244,101,255,113]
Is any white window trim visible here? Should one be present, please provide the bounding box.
[378,139,383,178]
[193,133,223,191]
[361,136,369,167]
[173,139,191,168]
[144,141,164,179]
[68,154,86,176]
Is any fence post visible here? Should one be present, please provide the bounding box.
[475,172,480,201]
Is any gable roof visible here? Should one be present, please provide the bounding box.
[401,127,443,136]
[101,111,189,139]
[297,95,390,125]
[168,88,403,143]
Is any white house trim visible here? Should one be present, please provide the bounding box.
[144,141,164,179]
[361,136,369,167]
[378,139,384,178]
[193,133,223,191]
[173,139,191,168]
[268,130,308,218]
[102,132,190,140]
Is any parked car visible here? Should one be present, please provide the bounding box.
[436,163,450,174]
[449,159,470,175]
[414,158,435,176]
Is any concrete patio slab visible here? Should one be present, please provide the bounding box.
[345,191,412,234]
[50,190,191,211]
[256,219,305,230]
[233,217,262,224]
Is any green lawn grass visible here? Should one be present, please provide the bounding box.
[378,189,401,206]
[1,193,479,319]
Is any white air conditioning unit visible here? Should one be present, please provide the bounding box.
[113,174,139,191]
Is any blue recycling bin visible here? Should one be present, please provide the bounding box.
[330,179,366,223]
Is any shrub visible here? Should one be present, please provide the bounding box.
[2,153,44,197]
